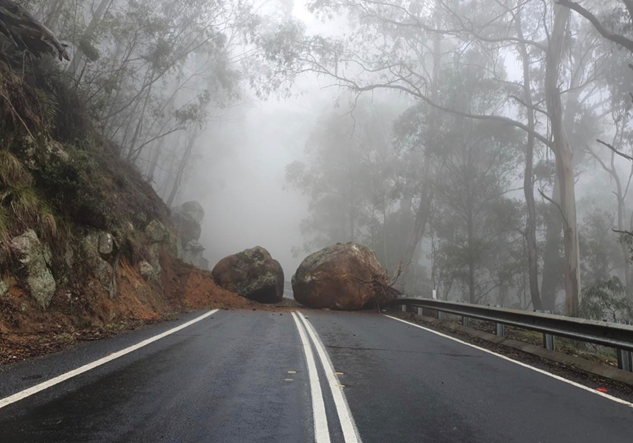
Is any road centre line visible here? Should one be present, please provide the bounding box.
[297,312,363,443]
[0,309,220,410]
[291,312,331,443]
[384,314,633,408]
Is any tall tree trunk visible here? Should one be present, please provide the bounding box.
[540,40,583,312]
[399,4,442,287]
[516,10,542,310]
[44,0,65,33]
[67,0,114,77]
[166,132,197,208]
[611,148,632,296]
[467,212,476,304]
[541,176,563,311]
[400,167,433,279]
[146,136,166,183]
[545,5,581,316]
[617,192,631,296]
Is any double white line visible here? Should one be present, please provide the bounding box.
[291,312,362,443]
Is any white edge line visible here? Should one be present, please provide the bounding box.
[297,312,363,443]
[384,314,633,408]
[291,312,330,443]
[0,309,220,410]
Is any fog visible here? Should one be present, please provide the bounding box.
[185,94,318,277]
[168,0,351,277]
[24,0,633,319]
[164,0,633,319]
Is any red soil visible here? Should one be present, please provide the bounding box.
[0,251,288,366]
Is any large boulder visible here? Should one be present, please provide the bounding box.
[292,243,395,310]
[212,246,284,303]
[180,201,205,224]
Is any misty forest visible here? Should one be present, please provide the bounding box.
[2,0,633,323]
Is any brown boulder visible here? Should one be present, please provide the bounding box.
[211,246,284,303]
[292,243,396,310]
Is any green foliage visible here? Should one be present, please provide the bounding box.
[0,148,66,267]
[580,277,632,322]
[405,62,524,304]
[579,209,620,286]
[30,143,113,231]
[0,150,32,187]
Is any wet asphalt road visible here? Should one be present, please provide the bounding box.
[0,310,632,442]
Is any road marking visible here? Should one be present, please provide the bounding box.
[384,315,633,408]
[0,309,220,410]
[297,312,363,443]
[291,312,330,443]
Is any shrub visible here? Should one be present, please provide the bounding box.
[580,277,632,322]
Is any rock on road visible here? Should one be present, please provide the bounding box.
[0,310,632,442]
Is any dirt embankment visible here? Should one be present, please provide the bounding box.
[0,252,298,366]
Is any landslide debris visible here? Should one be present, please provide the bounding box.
[292,242,398,310]
[211,246,285,304]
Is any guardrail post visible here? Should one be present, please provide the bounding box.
[462,316,469,327]
[616,320,632,372]
[401,305,406,313]
[535,310,555,351]
[417,307,423,316]
[617,349,632,372]
[494,305,504,337]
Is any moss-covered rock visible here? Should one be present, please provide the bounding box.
[10,229,56,309]
[212,246,284,304]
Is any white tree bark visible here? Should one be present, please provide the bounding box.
[545,4,581,316]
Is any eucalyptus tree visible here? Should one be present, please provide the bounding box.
[559,0,633,301]
[261,0,614,315]
[414,55,524,305]
[18,0,298,209]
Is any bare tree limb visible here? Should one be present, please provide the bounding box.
[510,94,550,119]
[597,139,633,161]
[558,0,633,54]
[538,188,569,229]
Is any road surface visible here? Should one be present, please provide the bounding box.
[0,309,632,442]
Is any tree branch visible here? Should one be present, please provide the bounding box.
[597,139,633,162]
[558,0,633,54]
[538,188,569,228]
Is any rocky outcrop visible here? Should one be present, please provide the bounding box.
[82,232,117,298]
[171,201,209,269]
[171,201,203,245]
[10,230,56,309]
[144,219,173,278]
[212,246,284,303]
[139,261,157,281]
[184,240,208,270]
[292,243,396,310]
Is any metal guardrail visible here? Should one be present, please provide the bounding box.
[393,297,633,372]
